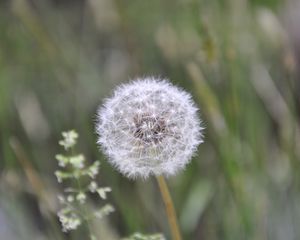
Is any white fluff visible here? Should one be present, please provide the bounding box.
[96,77,203,179]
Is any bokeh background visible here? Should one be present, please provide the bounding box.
[1,0,300,239]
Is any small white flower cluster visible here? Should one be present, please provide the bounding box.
[122,233,166,240]
[59,130,78,150]
[96,77,203,179]
[57,196,82,232]
[55,130,114,233]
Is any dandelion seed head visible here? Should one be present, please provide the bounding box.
[96,77,203,179]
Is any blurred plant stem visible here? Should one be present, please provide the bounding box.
[186,62,252,235]
[9,137,63,240]
[156,176,182,240]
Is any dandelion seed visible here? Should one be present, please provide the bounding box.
[96,77,203,179]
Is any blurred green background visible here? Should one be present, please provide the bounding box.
[1,0,300,239]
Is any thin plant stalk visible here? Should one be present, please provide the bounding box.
[156,175,182,240]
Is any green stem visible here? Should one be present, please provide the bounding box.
[75,178,95,239]
[156,176,182,240]
[71,146,96,240]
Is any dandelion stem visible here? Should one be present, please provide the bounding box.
[156,175,182,240]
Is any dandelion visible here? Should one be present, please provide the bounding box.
[96,77,203,240]
[96,77,203,179]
